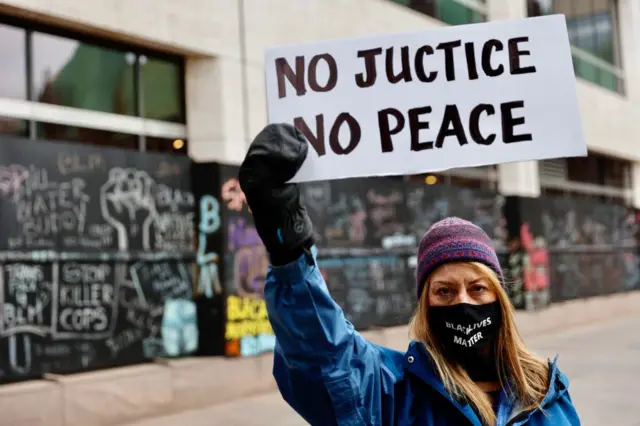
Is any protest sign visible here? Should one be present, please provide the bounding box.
[264,14,586,183]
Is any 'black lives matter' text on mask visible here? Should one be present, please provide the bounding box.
[428,301,502,382]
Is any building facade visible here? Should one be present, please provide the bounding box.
[0,0,637,205]
[0,1,638,379]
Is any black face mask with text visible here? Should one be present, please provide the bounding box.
[428,301,502,382]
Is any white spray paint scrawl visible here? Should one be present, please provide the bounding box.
[264,14,586,183]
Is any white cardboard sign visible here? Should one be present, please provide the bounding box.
[264,15,586,183]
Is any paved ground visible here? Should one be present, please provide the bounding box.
[122,315,640,426]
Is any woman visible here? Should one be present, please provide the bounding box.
[239,123,580,426]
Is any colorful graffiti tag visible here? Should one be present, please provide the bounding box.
[220,171,275,357]
[225,295,274,357]
[195,195,222,298]
[191,162,226,356]
[505,223,550,310]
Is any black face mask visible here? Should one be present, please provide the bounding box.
[428,301,502,382]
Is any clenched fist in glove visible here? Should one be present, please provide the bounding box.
[238,123,314,266]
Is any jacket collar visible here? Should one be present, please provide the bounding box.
[404,341,484,426]
[505,355,570,425]
[404,341,570,425]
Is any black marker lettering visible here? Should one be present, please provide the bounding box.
[275,56,306,98]
[378,108,405,153]
[436,40,462,81]
[501,101,532,143]
[465,42,479,80]
[409,106,434,151]
[415,45,437,82]
[469,104,496,145]
[329,113,361,154]
[355,48,383,88]
[508,37,537,75]
[481,39,504,77]
[385,46,413,84]
[308,53,338,93]
[435,105,468,148]
[294,115,326,156]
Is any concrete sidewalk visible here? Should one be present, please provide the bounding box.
[1,290,639,426]
[121,315,640,426]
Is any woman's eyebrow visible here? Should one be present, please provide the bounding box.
[430,280,455,286]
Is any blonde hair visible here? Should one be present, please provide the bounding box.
[409,262,549,426]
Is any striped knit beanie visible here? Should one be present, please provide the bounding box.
[416,217,503,300]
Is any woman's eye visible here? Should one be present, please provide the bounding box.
[472,286,486,293]
[436,288,451,296]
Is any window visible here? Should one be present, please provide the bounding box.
[540,152,631,204]
[393,0,487,25]
[32,32,137,115]
[0,23,26,99]
[145,136,188,154]
[140,55,184,123]
[26,27,185,124]
[0,15,187,153]
[528,0,623,94]
[566,152,630,188]
[36,122,139,150]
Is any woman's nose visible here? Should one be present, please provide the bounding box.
[454,289,474,305]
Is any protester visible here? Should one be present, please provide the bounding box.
[238,123,580,426]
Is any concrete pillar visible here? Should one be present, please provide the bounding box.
[617,0,640,103]
[487,0,542,197]
[616,1,640,207]
[184,0,247,166]
[488,0,526,21]
[185,57,247,165]
[498,161,541,198]
[630,163,640,209]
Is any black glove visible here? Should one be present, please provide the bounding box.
[238,123,314,266]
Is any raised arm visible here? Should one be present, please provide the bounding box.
[265,245,356,366]
[239,124,399,425]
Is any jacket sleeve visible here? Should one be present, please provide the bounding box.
[264,246,398,425]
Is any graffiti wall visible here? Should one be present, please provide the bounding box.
[189,164,640,359]
[502,197,550,310]
[303,177,506,329]
[536,194,640,302]
[2,138,636,376]
[190,164,640,361]
[219,165,274,357]
[0,137,197,384]
[191,163,226,356]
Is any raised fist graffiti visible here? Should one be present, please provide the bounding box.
[0,164,29,198]
[221,178,248,212]
[100,168,158,250]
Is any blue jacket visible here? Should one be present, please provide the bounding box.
[265,247,581,426]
